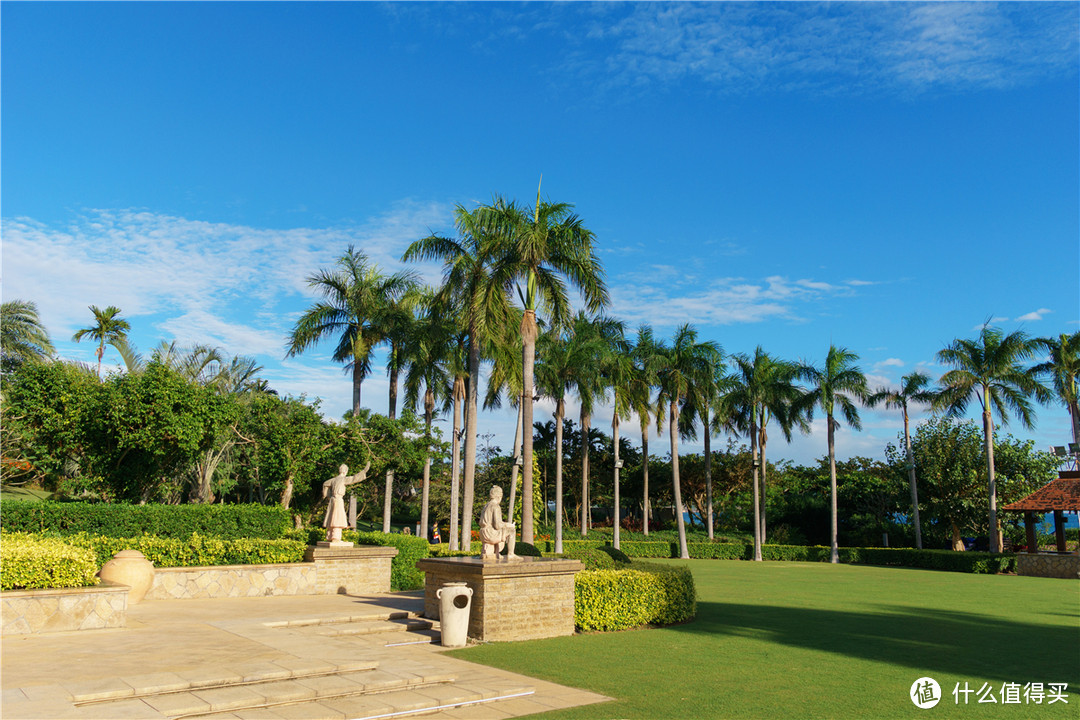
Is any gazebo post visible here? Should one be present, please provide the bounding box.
[1024,511,1037,553]
[1054,510,1066,553]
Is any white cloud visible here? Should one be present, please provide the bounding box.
[1016,308,1052,322]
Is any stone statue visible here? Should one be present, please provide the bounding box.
[322,462,370,542]
[479,485,517,559]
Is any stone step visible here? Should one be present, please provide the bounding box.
[265,611,423,630]
[310,618,434,637]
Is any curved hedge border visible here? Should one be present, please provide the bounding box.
[0,500,291,540]
[1,534,101,591]
[575,562,696,632]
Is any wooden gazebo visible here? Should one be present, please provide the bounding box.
[1002,470,1080,554]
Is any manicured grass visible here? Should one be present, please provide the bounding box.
[450,560,1079,718]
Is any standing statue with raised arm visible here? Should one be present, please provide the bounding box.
[479,485,518,558]
[322,462,370,543]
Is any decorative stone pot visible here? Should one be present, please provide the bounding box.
[436,581,473,648]
[98,550,155,604]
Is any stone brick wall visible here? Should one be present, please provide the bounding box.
[146,563,318,600]
[304,544,397,595]
[2,583,127,635]
[1016,552,1080,579]
[417,557,582,642]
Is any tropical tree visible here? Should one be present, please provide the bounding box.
[797,345,868,563]
[602,327,635,550]
[1033,331,1080,461]
[486,187,609,543]
[936,325,1049,553]
[678,344,725,540]
[286,245,418,416]
[402,291,454,540]
[654,324,720,559]
[403,206,510,545]
[868,372,937,548]
[72,305,130,378]
[1,300,54,372]
[630,325,661,535]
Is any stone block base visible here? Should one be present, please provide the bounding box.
[1016,552,1080,579]
[416,556,582,642]
[304,544,398,595]
[146,563,318,600]
[2,582,128,635]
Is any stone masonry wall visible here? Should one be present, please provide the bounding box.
[1016,553,1080,579]
[146,563,318,600]
[2,583,128,635]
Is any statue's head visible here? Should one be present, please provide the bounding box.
[489,485,503,500]
[339,464,348,475]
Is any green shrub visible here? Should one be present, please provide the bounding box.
[40,532,306,568]
[1,534,101,590]
[543,539,606,554]
[0,500,291,540]
[348,531,431,591]
[561,546,621,570]
[575,562,696,632]
[687,543,750,560]
[507,541,542,557]
[617,541,673,558]
[597,546,632,564]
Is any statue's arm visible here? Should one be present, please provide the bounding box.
[346,461,372,486]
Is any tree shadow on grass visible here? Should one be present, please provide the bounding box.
[672,601,1079,694]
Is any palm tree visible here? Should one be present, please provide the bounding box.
[72,305,130,378]
[602,328,635,550]
[630,325,661,536]
[286,246,418,416]
[721,348,804,559]
[487,186,608,543]
[403,291,454,541]
[797,345,868,563]
[1,300,54,371]
[379,286,420,533]
[678,345,725,540]
[936,326,1049,553]
[654,324,720,560]
[1033,331,1080,462]
[403,207,510,546]
[868,372,936,549]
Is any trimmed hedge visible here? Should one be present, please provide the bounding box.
[560,545,626,570]
[575,561,696,632]
[14,531,306,569]
[347,531,431,591]
[616,541,673,558]
[1,500,291,540]
[1,534,101,591]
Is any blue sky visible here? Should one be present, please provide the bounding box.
[3,2,1078,465]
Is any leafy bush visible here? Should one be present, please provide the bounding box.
[507,541,542,557]
[575,562,696,632]
[0,500,292,540]
[597,546,632,564]
[543,539,607,554]
[560,546,623,570]
[1,534,101,590]
[616,541,674,558]
[30,532,306,568]
[348,530,431,591]
[687,543,750,560]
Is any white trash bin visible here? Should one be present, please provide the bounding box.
[436,581,473,648]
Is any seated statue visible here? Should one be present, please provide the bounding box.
[322,462,369,542]
[479,485,517,559]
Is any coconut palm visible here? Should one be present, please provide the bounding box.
[379,286,421,533]
[602,328,635,550]
[678,344,725,540]
[1033,331,1080,461]
[797,345,868,563]
[630,325,661,536]
[1,300,55,371]
[72,305,130,378]
[486,188,608,543]
[402,291,454,541]
[654,324,720,560]
[403,207,510,544]
[286,246,418,416]
[867,372,937,549]
[936,326,1049,553]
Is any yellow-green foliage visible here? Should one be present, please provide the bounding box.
[12,532,305,568]
[575,562,696,632]
[1,533,101,591]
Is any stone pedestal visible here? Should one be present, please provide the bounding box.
[415,556,582,642]
[304,544,398,595]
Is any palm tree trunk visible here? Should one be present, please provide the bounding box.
[388,348,400,419]
[1070,400,1080,466]
[751,408,762,562]
[983,392,1000,553]
[670,402,689,559]
[462,334,481,549]
[828,414,839,564]
[449,378,464,551]
[704,408,713,540]
[555,403,565,554]
[613,412,621,550]
[759,423,767,544]
[508,403,523,519]
[580,409,591,536]
[352,361,363,416]
[420,395,433,541]
[521,311,537,544]
[382,470,393,533]
[903,406,922,549]
[641,422,650,536]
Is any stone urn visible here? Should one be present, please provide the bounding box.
[98,550,155,604]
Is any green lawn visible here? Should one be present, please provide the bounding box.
[450,560,1079,719]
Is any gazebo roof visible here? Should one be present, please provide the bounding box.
[1002,471,1080,512]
